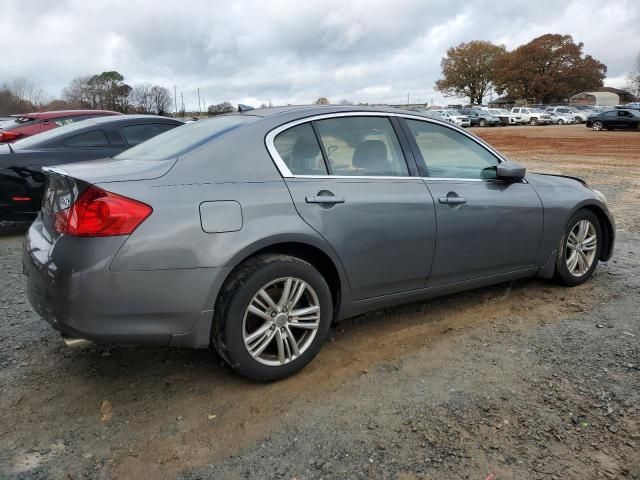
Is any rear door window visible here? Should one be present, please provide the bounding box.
[64,130,109,148]
[314,116,408,177]
[273,123,327,175]
[121,123,178,147]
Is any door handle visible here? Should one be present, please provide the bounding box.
[438,197,466,205]
[306,195,345,204]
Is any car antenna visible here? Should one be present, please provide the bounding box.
[237,104,254,112]
[7,142,14,154]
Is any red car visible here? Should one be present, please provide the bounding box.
[0,110,121,143]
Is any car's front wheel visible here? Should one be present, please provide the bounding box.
[212,254,333,381]
[593,121,604,131]
[558,119,564,125]
[530,117,538,126]
[479,119,487,127]
[554,209,601,286]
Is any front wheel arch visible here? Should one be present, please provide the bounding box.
[581,205,614,261]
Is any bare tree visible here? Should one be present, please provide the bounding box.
[626,52,640,101]
[150,86,173,115]
[314,97,329,105]
[130,83,154,113]
[8,78,50,109]
[339,99,353,105]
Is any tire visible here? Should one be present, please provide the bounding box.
[479,119,487,127]
[558,119,564,125]
[212,254,333,381]
[593,121,604,131]
[529,117,538,126]
[554,209,602,287]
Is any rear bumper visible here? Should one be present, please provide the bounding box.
[23,218,230,348]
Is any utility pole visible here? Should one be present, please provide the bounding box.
[407,92,410,107]
[173,85,177,116]
[197,88,201,115]
[202,97,206,115]
[180,92,184,115]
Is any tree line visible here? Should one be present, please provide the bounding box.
[435,34,610,105]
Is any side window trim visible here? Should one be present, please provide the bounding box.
[397,116,505,181]
[266,113,424,179]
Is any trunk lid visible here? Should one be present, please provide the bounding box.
[49,157,177,184]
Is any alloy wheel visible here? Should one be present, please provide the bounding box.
[593,121,603,131]
[565,219,597,277]
[242,277,321,366]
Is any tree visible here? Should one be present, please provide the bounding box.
[493,34,607,103]
[435,41,506,105]
[62,75,93,108]
[339,99,354,105]
[130,83,154,113]
[150,86,173,115]
[625,52,640,101]
[314,97,329,105]
[62,71,131,112]
[0,78,50,114]
[207,102,234,115]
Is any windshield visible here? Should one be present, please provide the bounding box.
[116,115,257,161]
[488,110,501,115]
[12,119,98,150]
[445,110,460,115]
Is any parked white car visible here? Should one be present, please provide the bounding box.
[545,106,584,123]
[547,111,575,125]
[510,107,553,125]
[432,109,470,127]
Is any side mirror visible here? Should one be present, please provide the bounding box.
[496,161,526,181]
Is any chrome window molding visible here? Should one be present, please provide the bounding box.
[264,111,507,180]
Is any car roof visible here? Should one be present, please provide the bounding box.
[89,114,183,125]
[11,110,121,119]
[234,104,435,119]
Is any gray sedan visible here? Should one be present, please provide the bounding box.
[23,106,615,380]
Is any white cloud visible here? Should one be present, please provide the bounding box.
[1,0,638,110]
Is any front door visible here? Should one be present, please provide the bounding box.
[401,118,544,286]
[270,115,437,300]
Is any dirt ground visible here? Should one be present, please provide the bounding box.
[0,124,639,480]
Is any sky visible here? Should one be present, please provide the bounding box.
[2,0,639,110]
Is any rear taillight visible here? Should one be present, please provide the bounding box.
[0,130,22,142]
[54,186,152,237]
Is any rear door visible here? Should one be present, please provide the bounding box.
[269,114,437,300]
[400,117,543,286]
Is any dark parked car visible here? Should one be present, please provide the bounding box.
[586,109,640,131]
[0,115,183,220]
[0,110,121,143]
[23,106,614,381]
[462,108,501,127]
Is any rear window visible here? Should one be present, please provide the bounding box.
[121,123,178,146]
[12,119,98,150]
[0,117,37,130]
[116,115,256,161]
[64,130,109,147]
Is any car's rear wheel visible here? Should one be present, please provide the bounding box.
[530,117,538,126]
[479,119,486,127]
[558,119,564,125]
[212,254,333,381]
[593,121,604,131]
[554,209,601,286]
